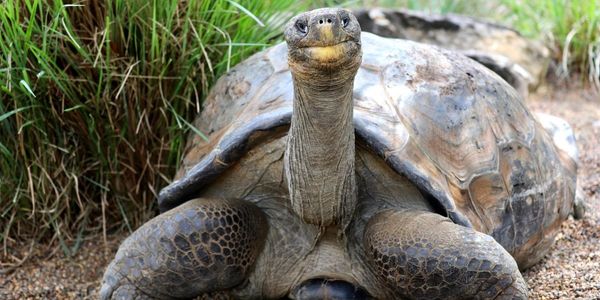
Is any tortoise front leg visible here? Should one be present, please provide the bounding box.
[363,210,527,299]
[100,198,267,300]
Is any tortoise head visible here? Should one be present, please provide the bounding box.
[284,8,362,81]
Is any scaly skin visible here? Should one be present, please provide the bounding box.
[100,198,267,299]
[364,210,527,299]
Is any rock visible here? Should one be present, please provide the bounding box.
[354,8,551,96]
[573,186,587,220]
[460,50,532,97]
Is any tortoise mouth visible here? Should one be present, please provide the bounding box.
[289,40,361,71]
[301,41,353,63]
[298,38,354,49]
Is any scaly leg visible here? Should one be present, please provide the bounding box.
[364,209,527,299]
[100,198,267,299]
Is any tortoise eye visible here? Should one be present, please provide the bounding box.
[342,17,350,27]
[296,21,307,34]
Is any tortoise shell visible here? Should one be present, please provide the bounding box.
[159,32,576,269]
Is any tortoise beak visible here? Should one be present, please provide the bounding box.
[306,41,353,63]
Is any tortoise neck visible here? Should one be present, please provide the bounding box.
[284,76,356,227]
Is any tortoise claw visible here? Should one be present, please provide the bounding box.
[100,276,153,300]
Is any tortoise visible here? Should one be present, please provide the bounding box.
[101,8,578,300]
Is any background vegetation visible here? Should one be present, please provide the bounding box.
[359,0,599,87]
[1,0,598,257]
[0,0,308,256]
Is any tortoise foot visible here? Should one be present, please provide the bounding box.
[364,210,527,299]
[100,198,267,300]
[99,280,153,300]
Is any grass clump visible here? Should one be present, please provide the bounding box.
[350,0,502,16]
[500,0,599,88]
[0,0,303,256]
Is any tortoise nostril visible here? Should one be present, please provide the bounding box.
[315,14,338,27]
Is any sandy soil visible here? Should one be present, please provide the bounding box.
[523,84,600,299]
[1,84,599,299]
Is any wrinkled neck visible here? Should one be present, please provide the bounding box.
[284,74,356,227]
[293,79,354,137]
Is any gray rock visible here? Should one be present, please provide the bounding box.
[354,8,550,96]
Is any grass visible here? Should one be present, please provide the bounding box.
[500,0,600,88]
[349,0,502,16]
[0,0,306,258]
[1,0,598,259]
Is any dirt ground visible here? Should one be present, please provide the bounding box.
[1,83,599,299]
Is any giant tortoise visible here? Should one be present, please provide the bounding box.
[101,8,578,299]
